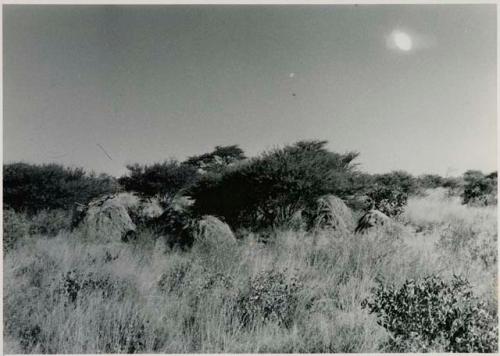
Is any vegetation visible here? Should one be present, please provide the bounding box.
[184,145,246,173]
[189,140,359,229]
[118,160,198,198]
[3,141,498,353]
[362,171,418,217]
[363,275,497,352]
[462,170,497,206]
[3,163,118,214]
[118,145,246,198]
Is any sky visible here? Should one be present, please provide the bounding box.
[3,4,497,177]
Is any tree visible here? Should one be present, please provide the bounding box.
[184,145,246,173]
[188,140,359,229]
[118,160,198,198]
[3,163,118,214]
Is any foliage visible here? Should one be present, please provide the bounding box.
[29,209,73,236]
[362,275,498,352]
[443,177,463,190]
[462,170,497,206]
[3,189,497,353]
[438,216,497,268]
[157,257,192,293]
[3,209,30,253]
[360,171,417,217]
[236,270,302,328]
[417,174,445,189]
[3,208,72,253]
[61,270,127,303]
[118,160,198,198]
[184,145,246,173]
[188,140,359,229]
[147,204,194,248]
[3,163,118,214]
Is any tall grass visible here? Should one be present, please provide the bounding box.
[3,189,497,353]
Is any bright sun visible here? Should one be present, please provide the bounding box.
[392,30,413,51]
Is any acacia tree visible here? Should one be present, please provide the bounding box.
[118,160,198,198]
[183,145,246,173]
[188,140,359,229]
[3,163,118,214]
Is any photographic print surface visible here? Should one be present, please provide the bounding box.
[3,4,498,353]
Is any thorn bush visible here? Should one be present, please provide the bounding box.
[236,270,302,328]
[362,275,498,352]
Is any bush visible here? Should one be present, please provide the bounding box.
[3,208,72,252]
[4,163,118,214]
[363,171,417,217]
[118,160,199,198]
[362,275,498,352]
[462,170,497,206]
[3,209,30,252]
[60,269,131,303]
[236,270,302,328]
[147,204,194,248]
[29,209,73,236]
[188,140,359,229]
[417,174,446,190]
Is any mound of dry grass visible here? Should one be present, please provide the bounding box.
[308,195,354,235]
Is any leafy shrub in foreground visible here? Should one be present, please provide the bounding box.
[189,140,359,229]
[236,270,302,328]
[4,163,118,214]
[362,275,498,352]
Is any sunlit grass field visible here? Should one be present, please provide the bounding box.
[3,188,497,353]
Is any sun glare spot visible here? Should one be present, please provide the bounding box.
[390,30,413,52]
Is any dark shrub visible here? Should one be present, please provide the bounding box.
[147,204,194,248]
[236,270,302,328]
[362,275,498,352]
[442,176,462,189]
[188,140,359,229]
[417,174,445,190]
[3,163,118,214]
[462,170,497,206]
[366,186,407,217]
[363,171,417,217]
[118,160,198,198]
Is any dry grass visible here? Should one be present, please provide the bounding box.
[3,188,497,353]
